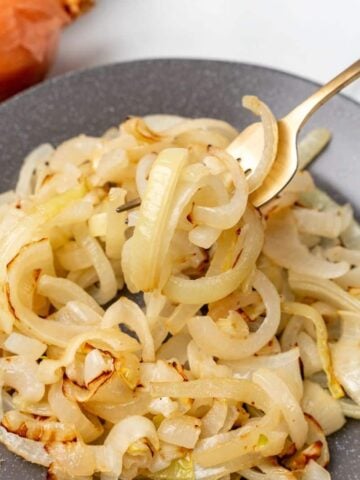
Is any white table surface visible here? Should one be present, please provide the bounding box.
[53,0,360,103]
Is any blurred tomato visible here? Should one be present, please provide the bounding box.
[0,0,70,101]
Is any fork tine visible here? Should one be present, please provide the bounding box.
[116,198,141,213]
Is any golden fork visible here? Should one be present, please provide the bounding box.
[229,58,360,206]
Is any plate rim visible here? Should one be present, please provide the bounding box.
[0,58,359,113]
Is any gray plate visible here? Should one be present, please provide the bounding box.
[0,59,359,479]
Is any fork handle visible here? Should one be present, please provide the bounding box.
[284,59,360,130]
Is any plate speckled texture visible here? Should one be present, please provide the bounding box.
[0,59,359,479]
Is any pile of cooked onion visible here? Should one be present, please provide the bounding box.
[0,101,359,480]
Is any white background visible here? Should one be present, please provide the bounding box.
[53,0,360,102]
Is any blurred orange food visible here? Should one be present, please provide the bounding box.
[0,0,93,101]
